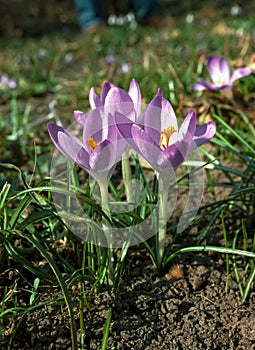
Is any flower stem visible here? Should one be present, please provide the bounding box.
[122,149,133,204]
[99,181,114,284]
[157,178,169,268]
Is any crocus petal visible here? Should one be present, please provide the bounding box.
[89,87,103,109]
[115,112,143,154]
[190,82,208,91]
[76,147,108,185]
[104,86,133,106]
[219,57,231,82]
[178,110,197,142]
[82,108,103,152]
[115,111,162,168]
[128,79,142,118]
[207,56,230,84]
[105,87,133,105]
[74,110,87,126]
[159,111,197,168]
[100,82,115,104]
[142,88,163,142]
[158,140,187,169]
[190,121,216,151]
[192,78,231,91]
[107,114,128,155]
[143,89,178,137]
[161,112,197,164]
[230,67,253,84]
[144,90,176,124]
[75,147,91,171]
[106,114,118,139]
[160,97,178,131]
[104,87,135,120]
[89,139,118,171]
[130,124,162,170]
[48,123,89,169]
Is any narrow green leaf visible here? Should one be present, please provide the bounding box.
[101,307,112,350]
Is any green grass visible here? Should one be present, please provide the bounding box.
[1,12,255,349]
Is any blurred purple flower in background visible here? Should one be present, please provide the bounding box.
[191,56,253,91]
[104,54,115,65]
[0,73,17,89]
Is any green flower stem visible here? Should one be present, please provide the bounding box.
[158,178,169,268]
[100,181,111,220]
[99,181,114,284]
[122,150,133,204]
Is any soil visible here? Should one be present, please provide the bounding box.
[1,1,255,349]
[2,241,255,349]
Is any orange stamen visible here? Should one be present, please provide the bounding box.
[87,137,100,152]
[158,126,176,149]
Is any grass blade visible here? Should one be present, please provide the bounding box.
[101,307,112,350]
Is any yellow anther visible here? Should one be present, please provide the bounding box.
[87,137,100,152]
[158,126,176,149]
[214,80,227,85]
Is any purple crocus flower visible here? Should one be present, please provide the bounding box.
[115,89,216,183]
[191,56,253,91]
[88,78,142,121]
[48,110,124,186]
[114,88,216,265]
[48,80,141,185]
[73,79,142,127]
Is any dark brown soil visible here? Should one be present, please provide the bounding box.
[2,243,255,349]
[107,252,255,350]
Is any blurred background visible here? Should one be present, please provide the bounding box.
[1,0,255,37]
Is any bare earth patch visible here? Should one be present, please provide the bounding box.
[2,243,255,349]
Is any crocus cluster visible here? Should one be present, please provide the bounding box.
[48,79,216,186]
[48,79,216,266]
[191,55,253,91]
